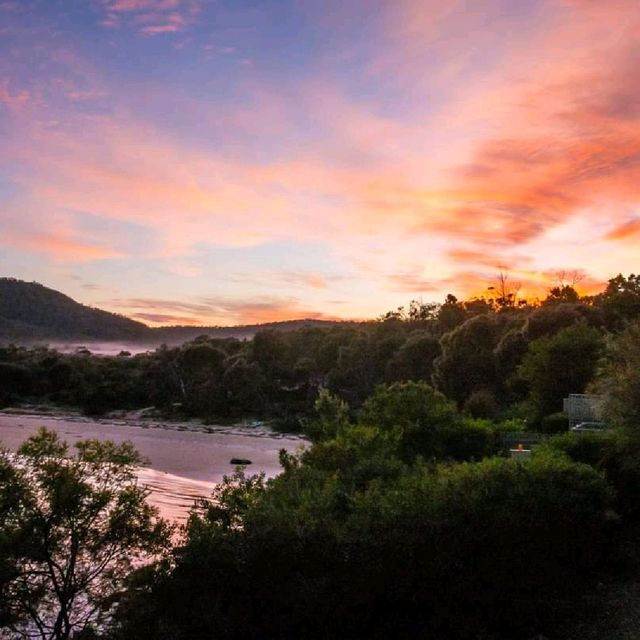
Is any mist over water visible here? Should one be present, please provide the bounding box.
[44,341,156,356]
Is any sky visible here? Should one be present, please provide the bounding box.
[0,0,639,326]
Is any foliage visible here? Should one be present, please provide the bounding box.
[110,455,613,640]
[0,428,170,640]
[433,314,506,406]
[539,430,640,519]
[594,273,640,328]
[304,387,350,440]
[462,387,500,419]
[539,411,570,433]
[517,322,604,418]
[595,322,640,436]
[360,381,458,461]
[1,274,636,429]
[5,275,640,640]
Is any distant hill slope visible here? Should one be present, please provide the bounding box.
[0,278,347,345]
[0,278,151,341]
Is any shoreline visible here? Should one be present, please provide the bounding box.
[0,405,309,443]
[0,409,306,519]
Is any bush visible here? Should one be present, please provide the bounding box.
[541,431,615,467]
[540,430,640,520]
[112,456,614,640]
[441,418,498,461]
[463,388,500,419]
[270,414,304,433]
[539,412,569,433]
[350,455,614,638]
[360,381,458,461]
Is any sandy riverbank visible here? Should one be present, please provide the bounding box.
[0,410,306,521]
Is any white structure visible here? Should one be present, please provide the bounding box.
[563,394,603,428]
[509,444,532,460]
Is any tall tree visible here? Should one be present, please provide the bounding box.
[0,429,170,640]
[517,323,604,418]
[594,322,640,435]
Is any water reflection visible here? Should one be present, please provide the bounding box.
[137,467,218,523]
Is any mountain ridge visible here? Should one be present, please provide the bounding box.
[0,278,345,345]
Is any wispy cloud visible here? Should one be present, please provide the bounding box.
[98,0,200,35]
[606,218,640,241]
[0,78,30,111]
[1,0,640,321]
[2,231,121,261]
[105,295,342,325]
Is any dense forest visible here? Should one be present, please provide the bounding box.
[3,272,640,638]
[2,273,639,430]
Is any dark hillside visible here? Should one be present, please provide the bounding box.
[0,278,150,341]
[0,278,347,344]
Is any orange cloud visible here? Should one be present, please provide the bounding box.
[606,219,640,241]
[446,250,530,270]
[3,231,121,261]
[3,0,640,319]
[385,270,440,294]
[131,312,202,325]
[105,295,342,326]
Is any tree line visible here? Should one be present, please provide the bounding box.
[2,273,640,431]
[2,272,640,638]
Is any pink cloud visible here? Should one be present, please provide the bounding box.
[108,0,181,11]
[606,219,640,241]
[98,0,198,34]
[3,0,640,317]
[0,78,29,111]
[141,23,179,35]
[105,295,343,326]
[131,312,201,325]
[2,231,121,262]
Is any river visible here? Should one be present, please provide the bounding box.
[0,413,306,523]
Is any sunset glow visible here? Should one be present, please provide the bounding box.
[1,0,639,325]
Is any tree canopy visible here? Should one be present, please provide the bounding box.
[0,429,170,640]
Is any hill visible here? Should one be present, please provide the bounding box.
[0,278,345,346]
[0,278,150,341]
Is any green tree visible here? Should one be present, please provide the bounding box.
[437,294,467,331]
[517,322,604,419]
[543,285,580,305]
[305,388,350,441]
[433,314,502,406]
[595,273,640,328]
[110,454,613,640]
[0,428,170,640]
[360,381,458,460]
[523,302,603,340]
[595,322,640,435]
[0,455,29,628]
[177,343,226,416]
[384,331,441,382]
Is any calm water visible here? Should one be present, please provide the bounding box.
[0,413,305,522]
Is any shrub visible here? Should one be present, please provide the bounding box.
[539,411,569,433]
[440,418,498,461]
[112,456,614,640]
[463,387,500,419]
[540,430,640,520]
[360,381,458,461]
